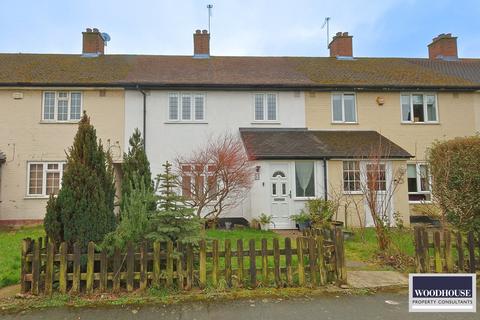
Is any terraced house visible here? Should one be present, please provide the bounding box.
[0,28,479,228]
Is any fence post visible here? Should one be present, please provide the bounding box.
[140,244,148,291]
[467,231,476,273]
[422,229,430,271]
[308,237,317,286]
[334,228,347,284]
[237,239,244,286]
[225,239,232,287]
[58,242,67,294]
[31,239,40,295]
[316,235,327,285]
[186,243,194,290]
[44,241,54,296]
[86,242,95,294]
[113,247,121,292]
[456,232,464,272]
[296,237,305,286]
[176,242,184,290]
[414,227,425,272]
[72,243,81,294]
[166,241,174,287]
[444,230,453,273]
[273,238,281,287]
[433,231,442,273]
[100,247,108,291]
[249,239,256,288]
[212,239,219,286]
[20,239,31,294]
[199,240,207,288]
[153,241,161,287]
[285,237,293,286]
[261,239,268,284]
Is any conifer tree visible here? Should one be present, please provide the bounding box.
[44,112,116,250]
[148,161,202,244]
[120,129,154,215]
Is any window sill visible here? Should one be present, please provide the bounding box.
[251,121,281,125]
[293,197,316,201]
[24,196,50,200]
[343,191,363,195]
[40,120,80,124]
[331,122,358,125]
[164,121,208,124]
[400,122,440,125]
[408,200,433,204]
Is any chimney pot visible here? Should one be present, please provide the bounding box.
[82,27,106,55]
[428,33,458,60]
[329,31,353,58]
[193,29,210,57]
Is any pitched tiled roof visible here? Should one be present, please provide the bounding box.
[240,128,412,160]
[0,53,480,89]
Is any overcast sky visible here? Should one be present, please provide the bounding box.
[1,0,479,58]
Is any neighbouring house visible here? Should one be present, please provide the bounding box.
[0,28,479,227]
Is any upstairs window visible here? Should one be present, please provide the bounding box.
[43,92,82,122]
[407,163,431,202]
[27,162,65,197]
[401,93,438,123]
[168,93,205,121]
[254,93,277,121]
[332,93,357,123]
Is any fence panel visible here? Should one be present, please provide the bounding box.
[21,228,346,295]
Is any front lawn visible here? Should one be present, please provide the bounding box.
[0,226,45,288]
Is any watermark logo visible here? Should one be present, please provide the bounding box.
[409,274,476,312]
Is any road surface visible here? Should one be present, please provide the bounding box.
[3,292,478,319]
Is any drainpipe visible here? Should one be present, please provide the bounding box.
[137,86,147,149]
[323,157,328,201]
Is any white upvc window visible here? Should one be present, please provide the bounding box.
[180,164,217,199]
[407,163,432,202]
[343,161,361,192]
[332,92,357,123]
[27,162,65,197]
[168,93,205,121]
[365,163,387,191]
[42,92,82,122]
[294,161,315,198]
[254,93,277,121]
[401,93,438,123]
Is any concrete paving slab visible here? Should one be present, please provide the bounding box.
[348,271,408,288]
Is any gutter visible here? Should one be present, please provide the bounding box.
[137,86,147,150]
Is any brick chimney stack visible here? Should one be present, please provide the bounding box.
[193,29,210,57]
[82,28,105,55]
[428,33,458,60]
[329,32,353,58]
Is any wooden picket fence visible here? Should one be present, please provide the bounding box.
[20,228,346,295]
[413,227,480,273]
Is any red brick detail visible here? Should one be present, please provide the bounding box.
[329,32,353,57]
[193,29,210,56]
[428,33,457,59]
[0,219,43,227]
[82,28,105,55]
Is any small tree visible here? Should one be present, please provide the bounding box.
[44,112,116,249]
[120,129,154,216]
[148,162,202,244]
[357,142,405,251]
[428,136,480,233]
[176,132,254,221]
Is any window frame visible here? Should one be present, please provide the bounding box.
[294,160,316,199]
[26,161,66,198]
[342,160,362,194]
[365,162,387,192]
[400,93,439,124]
[42,91,82,122]
[253,93,278,122]
[407,163,432,203]
[180,163,217,199]
[168,92,206,122]
[331,92,357,124]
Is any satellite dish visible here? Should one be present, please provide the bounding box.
[101,33,111,42]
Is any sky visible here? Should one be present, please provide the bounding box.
[0,0,479,58]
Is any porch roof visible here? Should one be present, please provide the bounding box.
[240,128,412,160]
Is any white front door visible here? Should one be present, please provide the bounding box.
[362,161,394,227]
[270,163,293,229]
